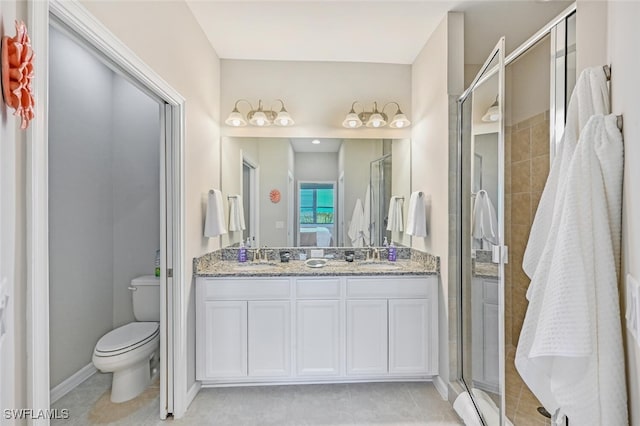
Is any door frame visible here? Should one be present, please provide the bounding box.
[27,0,188,421]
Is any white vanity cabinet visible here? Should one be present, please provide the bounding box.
[295,278,342,376]
[196,278,291,380]
[196,274,438,385]
[345,277,437,377]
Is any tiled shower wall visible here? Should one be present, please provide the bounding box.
[505,110,550,346]
[505,111,552,425]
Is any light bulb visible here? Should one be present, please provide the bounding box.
[256,118,265,126]
[372,120,381,128]
[395,121,404,128]
[349,120,358,128]
[278,117,289,126]
[232,119,241,126]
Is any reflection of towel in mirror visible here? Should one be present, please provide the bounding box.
[386,196,404,232]
[472,190,498,245]
[348,199,365,247]
[523,66,610,279]
[204,189,227,237]
[228,195,246,232]
[363,185,371,246]
[406,191,427,237]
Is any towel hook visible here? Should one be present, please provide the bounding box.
[603,65,611,81]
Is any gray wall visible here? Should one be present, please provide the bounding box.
[112,77,161,328]
[49,27,159,388]
[294,153,338,182]
[340,139,384,245]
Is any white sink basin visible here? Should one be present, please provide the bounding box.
[305,258,328,268]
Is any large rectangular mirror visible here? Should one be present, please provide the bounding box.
[220,137,412,248]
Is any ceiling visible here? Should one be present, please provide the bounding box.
[186,1,572,65]
[290,138,343,153]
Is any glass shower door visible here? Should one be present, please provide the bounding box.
[458,38,506,425]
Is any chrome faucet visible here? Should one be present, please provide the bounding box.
[253,246,271,262]
[253,247,262,262]
[366,246,380,262]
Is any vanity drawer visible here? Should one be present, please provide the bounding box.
[200,278,291,300]
[346,277,431,299]
[296,278,341,299]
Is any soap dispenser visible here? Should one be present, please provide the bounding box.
[238,241,247,263]
[388,242,397,262]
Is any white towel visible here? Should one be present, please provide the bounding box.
[348,199,365,247]
[363,184,371,246]
[515,115,626,425]
[386,196,404,232]
[228,195,246,232]
[204,189,226,237]
[472,190,498,245]
[523,66,610,279]
[406,191,427,237]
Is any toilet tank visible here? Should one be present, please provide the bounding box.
[131,275,160,321]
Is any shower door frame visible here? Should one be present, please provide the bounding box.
[454,3,577,425]
[457,37,507,425]
[27,0,190,421]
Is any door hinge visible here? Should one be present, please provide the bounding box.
[167,268,173,278]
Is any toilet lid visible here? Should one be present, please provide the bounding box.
[95,322,159,354]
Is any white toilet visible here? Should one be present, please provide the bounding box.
[93,275,160,403]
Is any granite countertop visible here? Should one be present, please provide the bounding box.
[473,261,499,279]
[195,259,437,278]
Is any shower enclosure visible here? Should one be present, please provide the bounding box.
[456,5,576,425]
[370,145,392,246]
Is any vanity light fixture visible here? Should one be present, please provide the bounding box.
[225,99,295,127]
[481,97,500,122]
[342,101,411,129]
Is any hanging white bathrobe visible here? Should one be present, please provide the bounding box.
[515,115,627,425]
[522,67,610,279]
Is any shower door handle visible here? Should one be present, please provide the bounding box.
[491,245,508,264]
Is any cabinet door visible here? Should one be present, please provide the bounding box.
[346,300,388,375]
[203,300,247,378]
[248,301,291,377]
[296,300,341,376]
[388,299,430,374]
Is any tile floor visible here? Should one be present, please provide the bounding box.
[53,373,463,425]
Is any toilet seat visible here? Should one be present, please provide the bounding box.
[94,322,159,357]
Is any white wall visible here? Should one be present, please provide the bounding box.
[0,0,27,413]
[80,0,223,395]
[48,27,160,388]
[221,60,412,140]
[607,2,640,424]
[112,76,161,328]
[506,36,551,126]
[411,12,464,389]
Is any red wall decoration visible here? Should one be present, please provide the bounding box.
[1,20,35,129]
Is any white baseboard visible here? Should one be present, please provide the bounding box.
[185,381,201,412]
[433,375,448,400]
[50,363,97,404]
